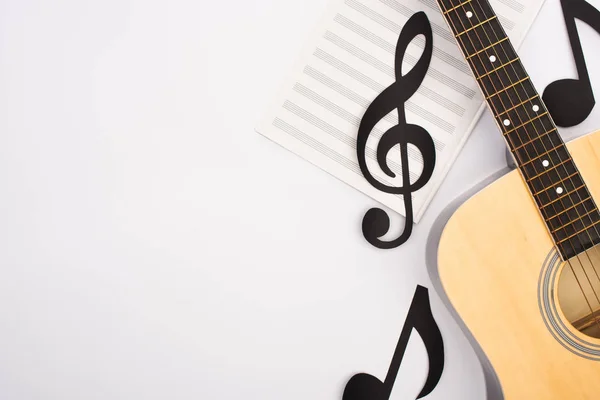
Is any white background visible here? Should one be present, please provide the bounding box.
[1,1,600,399]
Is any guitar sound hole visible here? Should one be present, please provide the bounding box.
[558,245,600,339]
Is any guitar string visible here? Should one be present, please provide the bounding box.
[441,2,589,262]
[471,0,600,322]
[438,0,600,330]
[479,0,600,291]
[464,0,600,327]
[466,0,600,327]
[463,1,593,258]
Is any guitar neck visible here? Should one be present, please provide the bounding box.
[438,0,556,158]
[437,0,600,260]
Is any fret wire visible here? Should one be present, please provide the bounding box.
[456,16,497,37]
[455,8,535,129]
[492,0,600,258]
[541,184,586,210]
[546,196,593,222]
[441,3,536,161]
[443,0,473,14]
[503,112,550,136]
[513,128,557,153]
[445,2,569,247]
[446,2,551,169]
[520,144,568,167]
[484,66,535,108]
[552,207,599,234]
[558,220,600,245]
[466,37,509,59]
[526,154,568,181]
[497,94,539,117]
[449,4,554,176]
[476,58,519,80]
[463,5,586,236]
[472,0,600,257]
[486,77,529,99]
[444,3,546,166]
[533,171,579,196]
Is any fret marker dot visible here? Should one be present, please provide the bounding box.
[542,160,550,168]
[503,119,511,126]
[466,11,473,18]
[533,105,540,112]
[557,187,564,195]
[490,55,497,63]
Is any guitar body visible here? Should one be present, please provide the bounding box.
[438,130,600,399]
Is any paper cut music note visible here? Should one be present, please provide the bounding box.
[357,12,436,250]
[342,286,445,400]
[543,0,600,127]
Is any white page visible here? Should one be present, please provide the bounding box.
[256,0,546,222]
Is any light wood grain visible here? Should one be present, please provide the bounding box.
[438,129,600,399]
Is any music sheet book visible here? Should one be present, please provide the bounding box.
[256,0,546,222]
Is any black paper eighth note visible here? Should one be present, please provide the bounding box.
[543,0,600,127]
[342,286,445,400]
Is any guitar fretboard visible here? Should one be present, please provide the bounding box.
[437,0,600,260]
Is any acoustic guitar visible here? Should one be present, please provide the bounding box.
[435,0,600,398]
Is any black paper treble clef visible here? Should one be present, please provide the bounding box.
[357,12,436,250]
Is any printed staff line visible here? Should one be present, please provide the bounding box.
[344,0,471,75]
[272,118,417,201]
[294,83,356,124]
[322,31,464,115]
[498,14,517,31]
[295,82,430,150]
[260,0,543,224]
[497,0,525,14]
[283,101,355,147]
[333,13,476,99]
[302,65,446,151]
[312,48,457,133]
[282,101,422,180]
[323,31,466,116]
[310,52,456,132]
[380,0,454,43]
[293,82,443,158]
